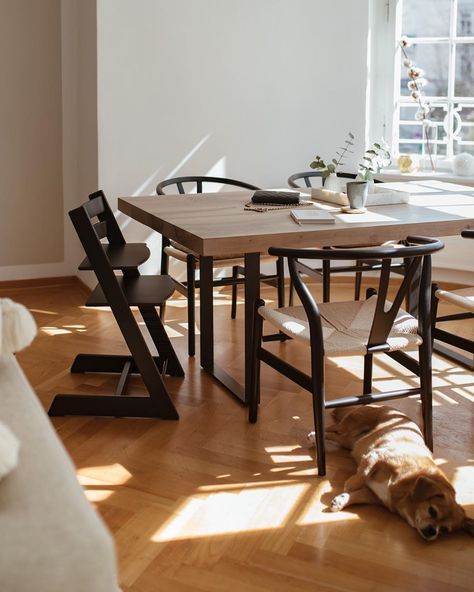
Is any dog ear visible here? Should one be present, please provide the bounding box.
[462,517,474,537]
[412,476,444,501]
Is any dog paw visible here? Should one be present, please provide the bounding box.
[306,431,316,447]
[330,493,349,512]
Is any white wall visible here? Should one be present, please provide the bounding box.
[96,0,371,274]
[0,0,64,279]
[0,0,97,282]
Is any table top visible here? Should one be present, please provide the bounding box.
[118,180,474,257]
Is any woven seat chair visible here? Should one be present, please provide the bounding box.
[432,229,474,368]
[287,171,405,303]
[157,176,285,356]
[249,236,444,476]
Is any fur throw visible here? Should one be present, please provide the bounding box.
[0,298,37,354]
[0,298,36,481]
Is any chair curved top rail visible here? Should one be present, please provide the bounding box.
[268,236,444,261]
[288,171,382,189]
[156,176,259,195]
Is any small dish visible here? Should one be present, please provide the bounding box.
[340,206,367,214]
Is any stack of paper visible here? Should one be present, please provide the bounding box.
[290,209,335,224]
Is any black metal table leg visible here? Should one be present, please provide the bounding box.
[199,252,260,405]
[244,253,260,405]
[200,256,214,372]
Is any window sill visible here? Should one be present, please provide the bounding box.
[376,169,474,187]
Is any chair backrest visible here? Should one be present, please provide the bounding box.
[70,195,132,288]
[268,237,444,354]
[156,175,260,195]
[87,190,126,245]
[288,171,381,189]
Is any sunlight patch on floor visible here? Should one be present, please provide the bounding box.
[151,483,309,542]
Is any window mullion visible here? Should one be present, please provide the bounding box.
[444,0,458,158]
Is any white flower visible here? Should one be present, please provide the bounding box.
[411,91,420,100]
[408,67,425,79]
[403,59,413,68]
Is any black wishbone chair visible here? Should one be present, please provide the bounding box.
[432,229,474,368]
[48,194,184,419]
[287,171,406,303]
[249,236,444,476]
[156,176,286,356]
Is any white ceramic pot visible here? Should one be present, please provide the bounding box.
[324,173,344,192]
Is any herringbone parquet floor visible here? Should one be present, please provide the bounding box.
[3,277,473,591]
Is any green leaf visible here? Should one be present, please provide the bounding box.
[374,143,381,149]
[347,141,354,146]
[327,164,336,173]
[332,158,338,165]
[322,170,330,178]
[349,132,355,139]
[366,150,376,155]
[363,156,372,161]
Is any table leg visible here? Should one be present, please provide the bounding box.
[199,256,214,372]
[199,252,260,405]
[244,252,260,405]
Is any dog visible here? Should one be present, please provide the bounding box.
[312,405,474,541]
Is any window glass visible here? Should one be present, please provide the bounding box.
[403,0,451,37]
[457,0,474,36]
[455,44,474,95]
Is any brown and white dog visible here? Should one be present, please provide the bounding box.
[317,405,474,541]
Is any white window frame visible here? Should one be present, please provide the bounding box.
[369,0,474,161]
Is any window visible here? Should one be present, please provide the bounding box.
[395,0,474,159]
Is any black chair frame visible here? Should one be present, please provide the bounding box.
[48,195,183,419]
[287,171,405,303]
[431,229,474,369]
[249,236,444,476]
[157,176,285,356]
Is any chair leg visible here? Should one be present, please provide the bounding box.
[277,256,285,308]
[310,346,326,476]
[187,254,196,357]
[249,299,265,423]
[159,243,170,319]
[419,341,433,451]
[231,265,238,319]
[139,305,184,377]
[363,354,373,394]
[289,277,294,307]
[354,260,363,301]
[431,283,439,344]
[322,259,330,303]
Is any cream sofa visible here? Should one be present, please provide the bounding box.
[0,307,119,591]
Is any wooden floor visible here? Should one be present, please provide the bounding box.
[4,277,474,592]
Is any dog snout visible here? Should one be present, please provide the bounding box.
[420,525,438,540]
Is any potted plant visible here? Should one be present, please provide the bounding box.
[310,132,355,192]
[357,141,391,190]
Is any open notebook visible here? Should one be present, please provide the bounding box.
[290,208,335,224]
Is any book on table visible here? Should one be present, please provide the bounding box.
[290,208,335,224]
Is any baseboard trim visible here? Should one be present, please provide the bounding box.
[0,276,90,294]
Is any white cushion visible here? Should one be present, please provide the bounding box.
[258,297,421,355]
[0,354,119,592]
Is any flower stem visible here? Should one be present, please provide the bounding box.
[401,44,435,171]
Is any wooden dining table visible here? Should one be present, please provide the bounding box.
[118,179,474,405]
